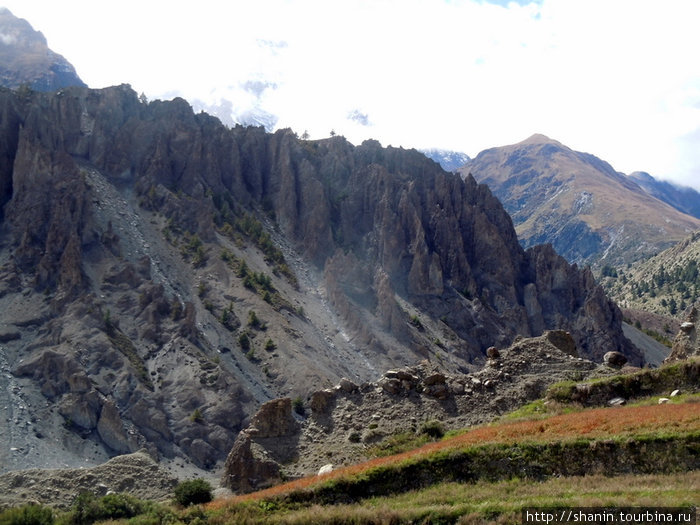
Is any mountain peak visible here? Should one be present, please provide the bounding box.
[0,8,86,91]
[518,133,561,146]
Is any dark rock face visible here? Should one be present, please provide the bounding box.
[0,86,640,473]
[221,398,300,493]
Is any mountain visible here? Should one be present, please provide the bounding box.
[602,230,700,324]
[459,134,700,267]
[0,7,86,91]
[0,86,638,475]
[629,171,700,220]
[419,148,471,172]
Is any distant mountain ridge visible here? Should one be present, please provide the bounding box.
[629,171,700,220]
[0,7,86,91]
[460,134,700,268]
[420,148,471,172]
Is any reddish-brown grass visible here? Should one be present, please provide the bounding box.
[210,402,699,509]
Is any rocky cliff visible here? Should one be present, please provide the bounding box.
[0,85,639,474]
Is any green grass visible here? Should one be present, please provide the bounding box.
[545,358,699,406]
[209,472,699,525]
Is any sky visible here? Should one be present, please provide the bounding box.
[3,0,700,190]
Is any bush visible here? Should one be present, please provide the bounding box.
[420,420,445,439]
[174,479,213,507]
[292,397,305,416]
[65,492,146,525]
[0,504,54,525]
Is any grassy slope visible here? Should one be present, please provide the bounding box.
[207,397,698,524]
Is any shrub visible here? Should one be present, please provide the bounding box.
[174,479,213,507]
[292,397,305,416]
[65,492,146,525]
[238,332,251,351]
[0,504,54,525]
[420,420,445,439]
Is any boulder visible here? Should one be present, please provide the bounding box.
[544,330,578,357]
[247,398,299,438]
[603,351,627,368]
[486,346,500,359]
[318,464,334,476]
[310,389,336,416]
[221,431,284,493]
[338,377,359,393]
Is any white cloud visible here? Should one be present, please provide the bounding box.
[0,31,16,45]
[3,0,699,189]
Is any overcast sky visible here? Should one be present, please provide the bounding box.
[4,0,700,189]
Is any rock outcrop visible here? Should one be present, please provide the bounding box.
[0,85,640,474]
[221,331,605,493]
[665,306,699,363]
[221,398,300,493]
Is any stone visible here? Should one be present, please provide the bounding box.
[486,346,500,359]
[658,398,670,404]
[603,351,627,368]
[310,389,336,416]
[318,464,333,476]
[670,389,681,397]
[665,307,699,363]
[247,398,299,438]
[544,330,578,357]
[423,373,446,386]
[338,378,358,393]
[380,378,402,395]
[97,400,133,454]
[220,433,281,493]
[608,397,626,406]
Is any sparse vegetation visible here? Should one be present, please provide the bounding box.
[0,503,54,525]
[419,420,445,439]
[189,408,203,423]
[409,314,424,331]
[601,234,700,318]
[545,358,699,406]
[173,479,213,507]
[64,492,147,525]
[292,397,305,416]
[238,332,251,352]
[211,195,298,288]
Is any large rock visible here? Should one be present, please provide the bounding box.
[247,398,299,438]
[665,306,699,363]
[220,398,301,493]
